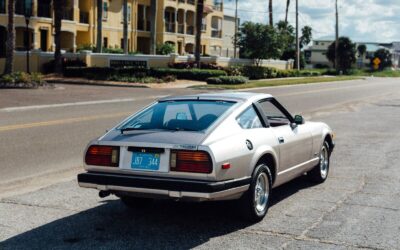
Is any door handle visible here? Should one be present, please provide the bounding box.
[278,137,285,144]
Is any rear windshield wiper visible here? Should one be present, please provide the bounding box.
[119,127,144,134]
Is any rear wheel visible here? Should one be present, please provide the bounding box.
[238,164,272,222]
[308,141,330,183]
[120,196,153,209]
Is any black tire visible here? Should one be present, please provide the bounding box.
[120,196,153,209]
[308,141,330,183]
[238,164,272,222]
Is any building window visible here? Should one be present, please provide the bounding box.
[103,37,108,48]
[103,1,108,20]
[121,38,130,51]
[0,0,5,13]
[201,17,207,31]
[121,4,132,22]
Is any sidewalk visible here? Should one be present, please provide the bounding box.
[45,77,206,89]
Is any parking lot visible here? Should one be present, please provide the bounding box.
[1,78,400,249]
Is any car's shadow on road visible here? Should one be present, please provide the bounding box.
[1,176,316,249]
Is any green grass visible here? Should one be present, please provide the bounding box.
[194,76,362,90]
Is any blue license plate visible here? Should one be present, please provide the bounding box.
[131,153,160,171]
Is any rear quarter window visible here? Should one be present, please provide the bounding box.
[236,106,264,129]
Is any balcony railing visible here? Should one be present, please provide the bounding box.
[165,22,176,33]
[186,25,194,35]
[63,8,74,21]
[178,24,184,34]
[38,4,51,18]
[211,30,222,38]
[79,11,89,24]
[213,2,223,11]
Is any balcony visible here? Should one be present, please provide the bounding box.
[63,8,74,21]
[165,22,176,33]
[211,30,222,38]
[38,4,51,18]
[79,11,89,24]
[213,2,223,11]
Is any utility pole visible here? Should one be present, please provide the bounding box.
[296,0,300,70]
[234,0,238,58]
[335,0,339,72]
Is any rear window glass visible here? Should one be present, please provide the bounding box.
[118,100,236,132]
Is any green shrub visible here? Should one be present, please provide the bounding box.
[240,66,279,79]
[103,47,124,54]
[224,66,243,76]
[156,43,175,55]
[0,72,45,88]
[206,76,248,85]
[150,68,226,81]
[162,75,177,82]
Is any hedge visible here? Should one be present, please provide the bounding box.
[150,68,226,81]
[238,66,321,79]
[206,76,248,85]
[64,67,148,79]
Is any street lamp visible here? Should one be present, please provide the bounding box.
[24,5,32,74]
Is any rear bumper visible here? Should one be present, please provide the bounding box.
[77,172,251,201]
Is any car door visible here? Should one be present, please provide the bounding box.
[256,98,313,176]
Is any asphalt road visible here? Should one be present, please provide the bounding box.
[1,77,400,249]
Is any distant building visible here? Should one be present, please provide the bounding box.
[221,14,239,58]
[380,42,400,69]
[305,39,392,68]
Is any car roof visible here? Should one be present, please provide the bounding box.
[158,92,273,103]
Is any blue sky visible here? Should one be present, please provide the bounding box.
[223,0,400,43]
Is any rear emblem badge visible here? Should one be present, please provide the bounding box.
[246,140,253,150]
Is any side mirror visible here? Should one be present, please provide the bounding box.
[294,115,305,125]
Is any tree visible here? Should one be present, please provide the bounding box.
[53,0,65,74]
[156,43,175,55]
[373,49,392,70]
[150,0,157,55]
[3,0,15,74]
[96,0,103,52]
[238,22,282,65]
[195,0,204,67]
[300,26,312,49]
[268,0,273,26]
[276,21,295,51]
[122,0,128,54]
[285,0,290,24]
[326,37,356,73]
[357,44,367,57]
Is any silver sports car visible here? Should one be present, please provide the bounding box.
[78,92,335,221]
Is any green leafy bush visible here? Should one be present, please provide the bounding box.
[240,66,278,79]
[150,68,227,81]
[156,43,175,55]
[206,76,249,85]
[103,47,124,54]
[0,72,45,88]
[224,66,243,76]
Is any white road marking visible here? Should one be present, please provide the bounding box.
[0,95,168,112]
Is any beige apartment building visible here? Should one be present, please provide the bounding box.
[0,0,224,57]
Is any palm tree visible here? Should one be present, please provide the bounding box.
[150,0,157,54]
[96,0,103,52]
[3,0,15,74]
[122,0,128,54]
[268,0,273,26]
[195,0,204,67]
[53,0,64,74]
[285,0,290,24]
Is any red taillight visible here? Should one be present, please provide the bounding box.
[170,150,212,174]
[85,145,119,167]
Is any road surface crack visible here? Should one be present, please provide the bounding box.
[0,199,75,212]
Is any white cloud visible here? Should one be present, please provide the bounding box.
[224,0,400,42]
